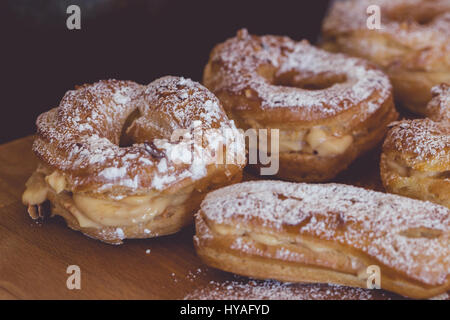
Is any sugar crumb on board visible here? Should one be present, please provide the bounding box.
[184,279,400,300]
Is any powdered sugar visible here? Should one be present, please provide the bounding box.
[429,292,450,300]
[184,279,395,300]
[33,77,244,194]
[115,227,125,239]
[206,29,391,121]
[99,167,127,180]
[113,91,131,105]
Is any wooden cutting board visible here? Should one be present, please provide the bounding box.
[0,135,437,300]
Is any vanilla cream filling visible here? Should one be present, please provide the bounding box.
[278,127,353,156]
[246,118,353,156]
[22,175,48,206]
[211,223,366,274]
[386,160,448,179]
[23,170,192,228]
[278,130,306,152]
[45,171,67,194]
[73,191,190,227]
[250,233,283,246]
[305,127,353,156]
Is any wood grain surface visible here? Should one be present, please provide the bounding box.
[0,136,444,300]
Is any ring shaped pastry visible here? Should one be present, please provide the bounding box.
[22,76,245,244]
[194,181,450,299]
[322,0,450,115]
[381,84,449,208]
[203,29,397,182]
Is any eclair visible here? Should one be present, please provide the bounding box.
[194,181,450,299]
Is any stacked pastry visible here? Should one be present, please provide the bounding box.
[22,1,449,300]
[194,181,449,299]
[197,27,448,299]
[322,0,450,115]
[22,77,245,244]
[204,29,397,182]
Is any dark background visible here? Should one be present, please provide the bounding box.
[0,0,331,144]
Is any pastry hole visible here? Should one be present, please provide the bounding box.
[274,72,347,91]
[119,108,141,147]
[399,227,442,239]
[414,14,436,25]
[257,64,348,91]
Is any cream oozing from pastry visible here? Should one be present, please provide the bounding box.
[277,127,353,156]
[210,222,367,276]
[23,170,192,228]
[22,175,48,205]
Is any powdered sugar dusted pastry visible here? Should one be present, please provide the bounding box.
[381,84,449,208]
[194,181,450,299]
[322,0,450,115]
[203,29,397,182]
[22,77,245,244]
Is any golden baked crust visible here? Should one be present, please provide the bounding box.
[203,29,397,182]
[380,122,450,208]
[425,83,450,122]
[194,181,450,299]
[322,0,450,115]
[22,76,245,244]
[381,84,449,208]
